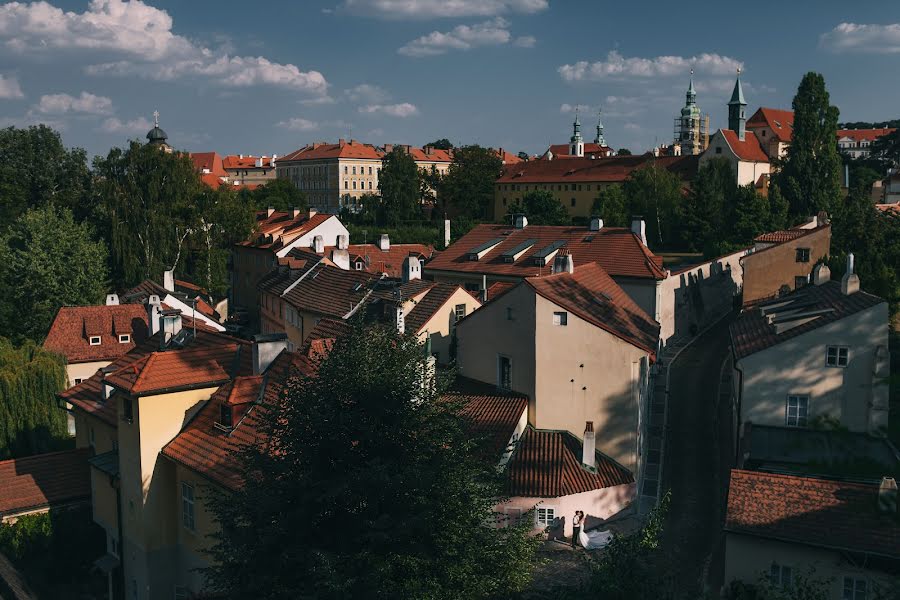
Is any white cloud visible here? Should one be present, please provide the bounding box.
[0,0,329,94]
[344,83,390,103]
[820,22,900,54]
[399,17,525,57]
[558,51,742,82]
[358,103,419,117]
[276,117,319,131]
[101,115,152,133]
[0,74,23,99]
[34,91,112,114]
[300,95,336,105]
[339,0,547,19]
[513,35,536,48]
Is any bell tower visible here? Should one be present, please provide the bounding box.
[728,68,747,141]
[569,109,584,157]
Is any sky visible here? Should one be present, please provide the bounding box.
[0,0,899,160]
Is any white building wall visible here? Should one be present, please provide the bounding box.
[275,216,351,258]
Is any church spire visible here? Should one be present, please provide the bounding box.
[569,107,584,157]
[686,68,696,106]
[727,67,747,140]
[594,109,606,146]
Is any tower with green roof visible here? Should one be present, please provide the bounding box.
[569,110,584,157]
[674,70,708,155]
[728,68,747,141]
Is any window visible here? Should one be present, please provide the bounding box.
[123,397,134,424]
[181,482,195,531]
[571,198,576,207]
[769,563,792,589]
[553,311,568,326]
[498,355,511,390]
[344,181,348,189]
[219,404,233,428]
[715,147,722,155]
[827,346,849,367]
[454,304,467,321]
[504,507,522,527]
[795,275,808,289]
[795,248,810,263]
[89,336,101,346]
[344,166,348,174]
[73,378,83,385]
[368,181,373,189]
[355,261,363,270]
[506,307,514,321]
[785,395,809,427]
[536,506,555,527]
[118,334,130,343]
[843,577,867,600]
[352,166,356,175]
[368,166,373,175]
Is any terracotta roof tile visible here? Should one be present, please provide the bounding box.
[547,143,611,158]
[497,153,697,184]
[44,305,148,364]
[282,264,378,319]
[279,141,384,162]
[105,345,236,395]
[837,128,895,143]
[746,108,794,143]
[725,469,900,558]
[190,152,227,177]
[753,229,808,243]
[222,155,276,169]
[425,223,668,280]
[485,281,515,302]
[0,449,92,517]
[451,377,528,459]
[238,211,334,252]
[123,278,219,320]
[721,129,770,162]
[340,243,434,278]
[506,428,633,497]
[257,249,324,296]
[405,283,473,334]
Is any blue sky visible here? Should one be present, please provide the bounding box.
[1,0,898,159]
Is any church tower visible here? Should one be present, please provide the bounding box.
[146,110,172,153]
[594,109,606,147]
[728,68,747,141]
[674,69,708,155]
[569,110,584,157]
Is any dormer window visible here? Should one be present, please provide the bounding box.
[118,334,131,344]
[219,404,233,428]
[89,336,101,346]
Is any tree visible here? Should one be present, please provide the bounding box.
[205,322,540,599]
[678,158,735,252]
[0,206,108,342]
[871,128,900,166]
[438,145,503,220]
[622,163,683,249]
[592,185,628,227]
[773,72,842,219]
[378,148,422,226]
[616,148,633,156]
[517,151,530,161]
[0,125,92,226]
[239,178,308,212]
[426,138,453,151]
[507,190,570,225]
[0,338,69,459]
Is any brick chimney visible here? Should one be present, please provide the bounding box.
[336,234,349,250]
[813,263,831,285]
[312,235,324,254]
[582,421,596,468]
[841,253,860,295]
[339,138,346,147]
[552,251,574,275]
[384,143,394,154]
[252,333,288,375]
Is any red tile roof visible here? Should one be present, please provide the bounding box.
[837,128,895,143]
[0,449,91,517]
[547,143,611,158]
[753,229,808,243]
[222,155,276,170]
[485,281,515,302]
[257,249,325,296]
[720,129,770,162]
[494,148,524,164]
[730,280,885,360]
[237,210,333,252]
[123,278,220,320]
[279,140,384,162]
[426,223,667,281]
[404,283,472,334]
[876,203,900,214]
[305,317,353,345]
[283,264,378,319]
[43,305,148,364]
[526,262,660,354]
[746,108,794,143]
[497,153,697,184]
[200,173,226,188]
[190,152,227,177]
[105,344,236,395]
[725,469,900,558]
[451,377,528,459]
[340,243,434,278]
[506,428,633,498]
[407,146,452,163]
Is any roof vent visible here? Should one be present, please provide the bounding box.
[878,477,898,514]
[589,216,603,232]
[514,214,528,229]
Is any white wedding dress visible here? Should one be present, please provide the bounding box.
[579,528,614,550]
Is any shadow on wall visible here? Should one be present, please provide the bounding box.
[671,257,741,343]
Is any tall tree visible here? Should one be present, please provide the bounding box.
[378,148,422,226]
[591,185,628,227]
[0,125,92,225]
[773,72,842,219]
[871,128,900,166]
[425,138,453,151]
[678,158,735,252]
[239,178,308,212]
[205,322,540,599]
[506,190,570,225]
[622,163,683,249]
[438,145,503,220]
[0,206,108,343]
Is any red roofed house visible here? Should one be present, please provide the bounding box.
[456,257,658,504]
[724,469,900,598]
[746,107,795,160]
[222,154,277,186]
[730,260,890,453]
[0,448,92,523]
[837,128,895,160]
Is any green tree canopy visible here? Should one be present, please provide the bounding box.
[0,205,108,342]
[425,138,453,151]
[871,128,900,166]
[622,163,683,249]
[239,178,308,212]
[506,189,570,225]
[0,125,92,225]
[592,185,629,227]
[616,148,633,156]
[773,72,842,219]
[205,322,540,599]
[678,158,735,252]
[438,144,503,220]
[378,148,423,226]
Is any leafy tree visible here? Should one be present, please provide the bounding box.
[239,178,308,212]
[506,190,570,225]
[378,147,422,226]
[438,145,503,220]
[622,163,683,249]
[773,72,842,218]
[678,158,735,252]
[205,322,541,599]
[616,148,633,156]
[725,567,832,600]
[517,151,530,161]
[0,206,108,342]
[591,184,629,227]
[0,338,69,459]
[0,125,92,226]
[871,128,900,166]
[425,138,453,151]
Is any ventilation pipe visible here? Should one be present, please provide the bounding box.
[444,219,451,249]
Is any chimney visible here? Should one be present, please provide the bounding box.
[514,214,528,229]
[158,309,183,347]
[239,154,243,159]
[307,208,317,219]
[312,235,324,254]
[424,145,432,155]
[271,154,277,166]
[291,206,301,219]
[266,206,275,218]
[100,365,117,401]
[631,217,647,246]
[443,219,451,249]
[337,234,349,250]
[841,253,860,295]
[331,248,350,270]
[163,269,175,292]
[878,477,898,514]
[146,295,162,337]
[252,333,288,375]
[402,255,421,283]
[582,421,596,468]
[106,294,119,306]
[378,234,390,251]
[384,143,394,154]
[481,274,488,303]
[812,263,831,285]
[589,216,603,232]
[395,305,405,335]
[255,157,263,168]
[552,252,574,275]
[339,138,346,147]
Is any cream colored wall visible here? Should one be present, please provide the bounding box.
[737,303,889,433]
[614,278,659,327]
[173,463,219,594]
[74,411,117,454]
[736,159,770,187]
[724,533,894,599]
[494,181,620,220]
[533,294,648,472]
[67,360,109,387]
[699,133,739,175]
[415,287,481,364]
[497,482,635,537]
[90,465,119,539]
[742,228,831,304]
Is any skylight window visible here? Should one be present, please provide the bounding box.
[466,238,505,261]
[118,334,130,344]
[89,336,101,346]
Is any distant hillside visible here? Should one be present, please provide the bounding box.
[838,119,900,129]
